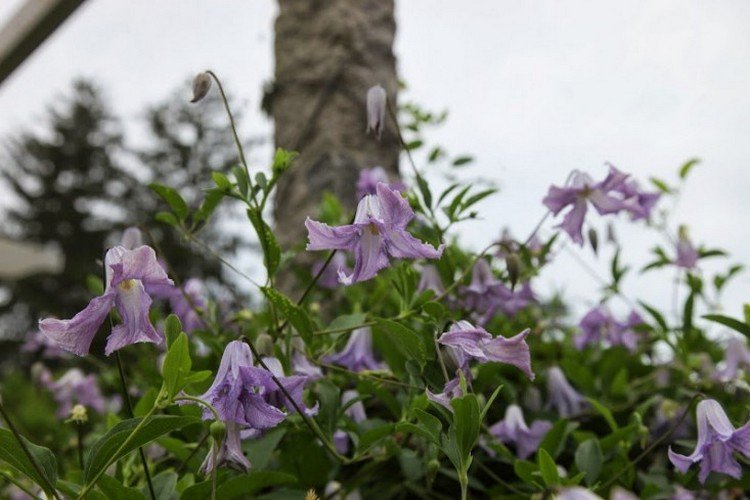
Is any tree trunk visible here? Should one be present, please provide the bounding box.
[271,0,400,255]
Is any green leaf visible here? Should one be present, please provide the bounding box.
[357,424,395,453]
[181,471,296,500]
[211,171,232,190]
[679,158,700,180]
[194,188,225,224]
[574,438,603,486]
[85,415,200,482]
[702,314,750,337]
[247,208,281,276]
[150,183,189,220]
[232,166,249,198]
[164,314,183,348]
[538,419,575,459]
[261,287,315,343]
[0,429,57,495]
[162,332,192,399]
[451,394,481,462]
[537,449,559,487]
[97,474,147,500]
[638,301,668,330]
[416,175,433,209]
[327,313,367,333]
[374,319,426,369]
[155,211,179,227]
[272,147,298,174]
[649,177,672,194]
[452,155,474,167]
[587,398,618,432]
[145,471,178,500]
[245,427,287,471]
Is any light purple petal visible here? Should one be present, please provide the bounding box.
[108,245,173,288]
[39,293,115,356]
[341,227,389,284]
[482,328,534,380]
[385,229,443,260]
[557,199,588,245]
[376,182,414,230]
[305,218,360,251]
[105,280,162,355]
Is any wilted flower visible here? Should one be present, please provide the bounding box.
[334,390,368,454]
[417,264,445,296]
[675,227,699,269]
[714,337,750,381]
[38,367,111,418]
[668,399,750,483]
[306,183,443,284]
[200,421,250,474]
[356,166,405,200]
[487,404,552,459]
[39,245,174,356]
[437,321,534,379]
[324,327,384,372]
[546,367,588,417]
[197,341,286,430]
[542,167,629,245]
[366,84,387,138]
[191,72,212,103]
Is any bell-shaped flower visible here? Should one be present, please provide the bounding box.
[417,264,445,296]
[261,356,318,416]
[438,321,534,379]
[291,350,324,381]
[120,227,144,249]
[488,404,552,459]
[197,341,286,430]
[305,183,444,285]
[675,228,699,269]
[199,421,251,474]
[168,278,206,333]
[542,167,629,245]
[714,337,750,381]
[668,399,750,483]
[546,367,588,417]
[356,166,406,200]
[575,307,643,353]
[366,85,387,138]
[21,330,68,359]
[39,245,174,356]
[334,390,368,454]
[426,375,466,410]
[323,327,385,372]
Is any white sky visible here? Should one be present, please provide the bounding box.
[1,0,749,324]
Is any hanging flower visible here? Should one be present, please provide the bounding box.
[323,327,384,372]
[366,85,387,138]
[546,367,588,417]
[487,404,552,459]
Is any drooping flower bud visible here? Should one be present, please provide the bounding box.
[505,253,521,290]
[191,72,212,103]
[588,228,599,255]
[209,420,227,442]
[366,84,387,139]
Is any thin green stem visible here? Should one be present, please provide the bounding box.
[174,396,221,422]
[115,351,157,500]
[0,400,61,500]
[77,405,159,499]
[175,432,210,474]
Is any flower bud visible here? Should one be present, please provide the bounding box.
[606,222,617,244]
[209,420,226,443]
[191,72,212,103]
[505,253,521,290]
[366,84,387,139]
[255,333,274,357]
[588,227,599,255]
[69,404,88,424]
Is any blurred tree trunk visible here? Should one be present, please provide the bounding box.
[270,0,400,254]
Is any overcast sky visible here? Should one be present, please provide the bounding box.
[1,0,749,323]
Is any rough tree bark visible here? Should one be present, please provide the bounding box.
[270,0,400,256]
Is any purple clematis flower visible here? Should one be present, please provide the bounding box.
[261,356,318,416]
[668,399,750,483]
[200,421,251,474]
[437,321,534,379]
[21,330,68,359]
[38,367,115,418]
[615,179,660,221]
[366,85,387,138]
[461,260,535,324]
[312,252,351,290]
[546,367,588,417]
[675,229,699,269]
[334,390,368,454]
[356,166,406,200]
[488,404,552,459]
[291,350,324,381]
[324,327,385,372]
[197,341,286,430]
[168,278,206,333]
[426,375,467,410]
[305,183,444,285]
[714,337,750,381]
[417,264,446,296]
[120,227,144,249]
[542,167,629,245]
[575,307,644,353]
[39,245,174,356]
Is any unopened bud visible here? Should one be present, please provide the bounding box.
[69,404,88,424]
[304,490,320,500]
[255,333,274,357]
[426,458,440,484]
[366,84,387,139]
[191,72,212,103]
[588,228,599,255]
[606,222,617,244]
[505,253,521,290]
[209,420,226,443]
